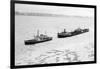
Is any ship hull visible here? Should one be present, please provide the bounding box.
[58,29,89,38]
[25,38,52,45]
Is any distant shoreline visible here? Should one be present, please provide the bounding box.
[15,11,93,18]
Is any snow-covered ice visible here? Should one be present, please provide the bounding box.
[15,16,94,65]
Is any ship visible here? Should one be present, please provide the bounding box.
[58,28,89,38]
[25,30,52,45]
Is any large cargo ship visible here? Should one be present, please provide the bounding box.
[25,30,52,45]
[58,28,89,38]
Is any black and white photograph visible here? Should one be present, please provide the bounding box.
[11,1,96,68]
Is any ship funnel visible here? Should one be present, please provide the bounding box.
[64,29,66,33]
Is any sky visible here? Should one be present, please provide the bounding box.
[15,3,94,17]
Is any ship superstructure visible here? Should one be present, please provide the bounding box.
[25,30,52,45]
[58,28,89,38]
